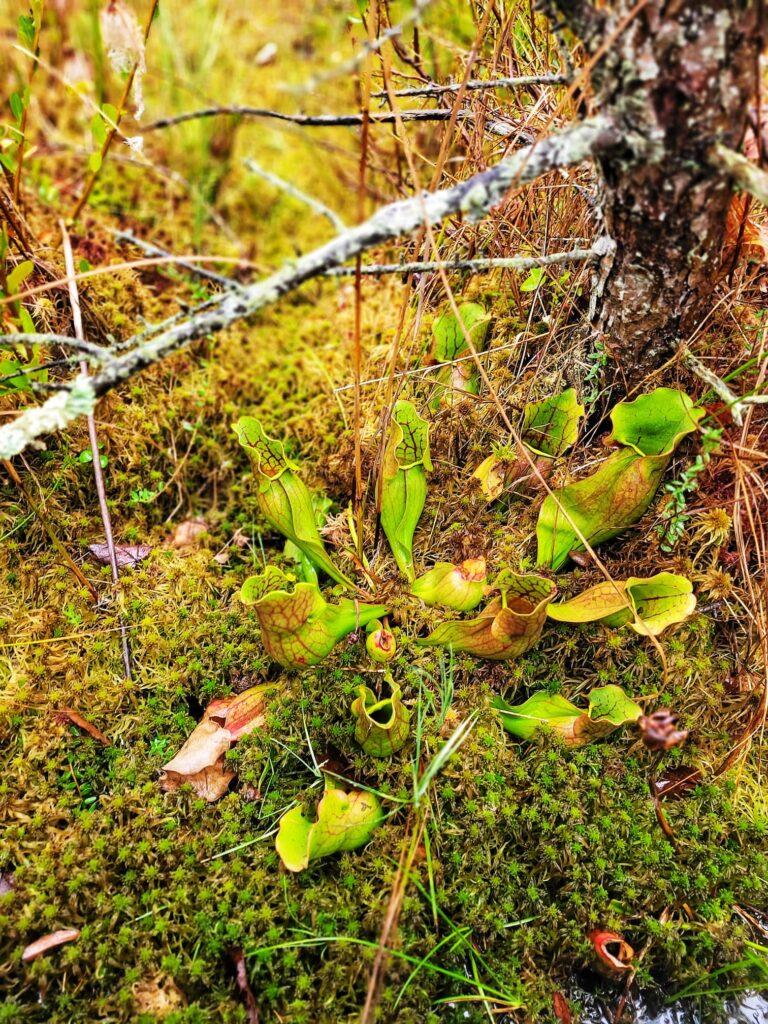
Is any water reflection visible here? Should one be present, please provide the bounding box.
[568,975,768,1023]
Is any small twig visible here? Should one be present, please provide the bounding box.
[1,458,98,600]
[648,752,679,851]
[324,246,596,276]
[112,230,242,290]
[143,106,481,133]
[370,73,570,99]
[243,158,346,232]
[680,347,746,425]
[61,222,132,681]
[293,0,435,95]
[333,337,523,392]
[0,355,93,390]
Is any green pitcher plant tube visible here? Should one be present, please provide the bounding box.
[547,572,696,636]
[234,416,353,588]
[379,400,433,582]
[428,301,489,410]
[492,684,643,746]
[411,557,487,611]
[416,571,555,660]
[472,388,584,501]
[351,675,410,757]
[239,567,388,669]
[275,783,385,872]
[536,388,704,570]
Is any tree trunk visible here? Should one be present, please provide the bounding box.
[549,0,765,379]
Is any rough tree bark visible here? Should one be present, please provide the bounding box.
[546,0,766,378]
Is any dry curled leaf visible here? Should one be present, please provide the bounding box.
[229,948,260,1024]
[55,707,110,745]
[653,765,703,800]
[159,686,271,802]
[170,518,208,550]
[89,543,151,567]
[22,928,80,961]
[589,929,634,975]
[638,710,689,751]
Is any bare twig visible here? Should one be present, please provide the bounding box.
[112,230,242,290]
[143,106,482,133]
[0,332,109,358]
[243,159,345,231]
[61,223,132,680]
[681,347,747,425]
[333,337,525,392]
[293,0,435,95]
[324,246,597,276]
[370,73,570,99]
[1,458,98,600]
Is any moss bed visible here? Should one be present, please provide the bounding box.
[2,3,768,1021]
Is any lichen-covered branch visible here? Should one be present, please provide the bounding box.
[325,247,597,276]
[0,116,624,457]
[0,376,97,459]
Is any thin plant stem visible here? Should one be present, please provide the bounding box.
[60,222,132,680]
[352,12,375,561]
[13,2,44,204]
[1,458,98,601]
[70,0,160,222]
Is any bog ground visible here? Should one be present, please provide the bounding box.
[1,2,768,1023]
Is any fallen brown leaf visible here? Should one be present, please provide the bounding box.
[170,518,208,549]
[653,765,703,800]
[22,928,80,962]
[89,543,152,567]
[229,948,260,1024]
[55,708,110,745]
[159,686,271,802]
[723,193,768,268]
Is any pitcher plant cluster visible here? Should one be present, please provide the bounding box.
[224,305,705,870]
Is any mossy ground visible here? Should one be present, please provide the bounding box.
[2,2,768,1022]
